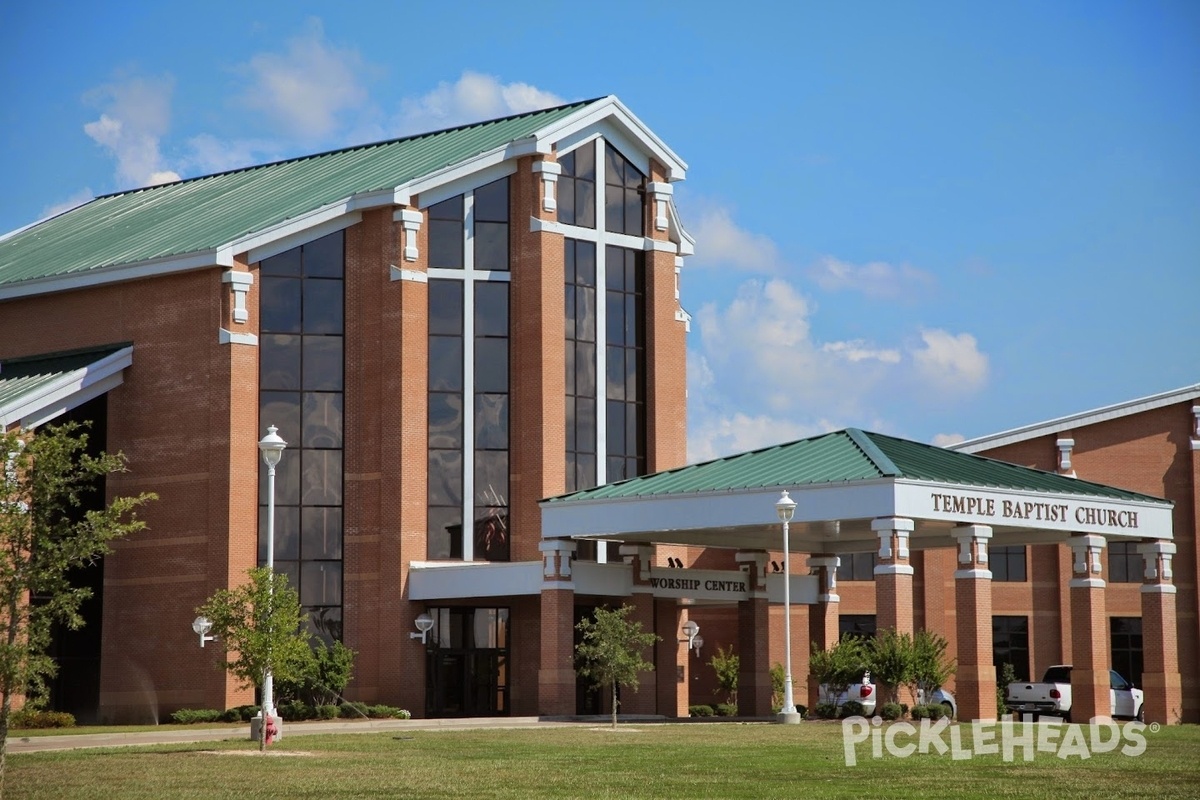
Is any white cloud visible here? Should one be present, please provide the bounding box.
[83,75,181,188]
[395,71,565,135]
[40,188,93,220]
[687,412,835,464]
[687,205,785,273]
[912,329,989,393]
[179,133,284,176]
[238,18,369,139]
[821,340,901,363]
[932,432,966,447]
[807,255,935,300]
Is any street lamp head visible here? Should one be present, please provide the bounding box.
[776,490,797,523]
[258,425,288,468]
[682,620,699,639]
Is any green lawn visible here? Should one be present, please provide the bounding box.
[7,721,1200,799]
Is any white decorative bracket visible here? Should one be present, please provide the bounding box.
[648,182,672,231]
[1056,437,1076,476]
[533,161,561,213]
[1069,534,1106,588]
[397,208,423,262]
[952,525,993,579]
[222,270,254,324]
[1137,540,1175,583]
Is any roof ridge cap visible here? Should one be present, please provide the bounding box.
[845,428,902,477]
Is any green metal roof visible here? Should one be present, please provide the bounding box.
[0,100,594,289]
[546,428,1166,504]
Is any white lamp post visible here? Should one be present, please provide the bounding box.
[776,490,801,723]
[258,425,287,726]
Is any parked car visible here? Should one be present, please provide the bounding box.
[1007,665,1143,722]
[827,671,956,718]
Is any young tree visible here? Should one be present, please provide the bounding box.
[867,628,914,706]
[278,639,357,707]
[196,567,312,750]
[0,423,155,788]
[809,634,868,705]
[574,605,660,729]
[907,628,956,707]
[709,644,739,709]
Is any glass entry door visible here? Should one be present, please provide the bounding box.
[425,608,509,717]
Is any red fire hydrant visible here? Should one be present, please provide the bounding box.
[265,716,278,746]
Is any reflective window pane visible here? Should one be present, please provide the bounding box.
[577,343,596,395]
[302,392,343,449]
[302,507,343,559]
[429,280,463,335]
[303,231,343,278]
[260,448,300,505]
[430,195,463,221]
[576,398,596,452]
[306,606,342,647]
[475,394,509,449]
[607,401,625,454]
[301,449,343,505]
[303,279,343,334]
[258,505,300,561]
[558,175,576,225]
[300,561,342,606]
[474,339,509,393]
[429,219,464,269]
[303,336,343,391]
[261,334,302,390]
[475,222,508,271]
[428,393,464,450]
[475,450,508,506]
[261,277,301,333]
[429,337,464,391]
[474,178,508,223]
[261,247,301,276]
[260,392,301,448]
[605,185,624,234]
[575,181,595,228]
[474,283,509,337]
[607,346,625,400]
[427,506,461,560]
[428,449,463,507]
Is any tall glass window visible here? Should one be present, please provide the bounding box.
[426,177,510,561]
[604,144,644,236]
[836,553,877,581]
[259,230,345,645]
[605,246,645,482]
[1110,617,1143,687]
[557,145,596,228]
[992,615,1030,682]
[565,239,597,493]
[428,280,464,560]
[425,607,510,717]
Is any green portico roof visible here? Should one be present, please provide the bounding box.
[0,100,594,290]
[547,428,1166,505]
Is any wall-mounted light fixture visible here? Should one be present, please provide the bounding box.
[681,620,702,656]
[192,616,216,648]
[411,612,434,645]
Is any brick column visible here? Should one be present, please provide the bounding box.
[1138,540,1181,724]
[1068,534,1110,721]
[953,525,995,721]
[806,554,840,709]
[656,599,689,718]
[618,545,658,715]
[872,518,915,636]
[736,551,772,716]
[538,539,577,716]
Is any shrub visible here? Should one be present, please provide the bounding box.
[709,645,739,707]
[10,708,77,729]
[795,704,808,720]
[997,662,1017,717]
[278,640,357,707]
[813,701,839,720]
[689,704,715,717]
[770,663,786,713]
[315,704,340,720]
[340,701,370,719]
[279,700,314,721]
[222,705,259,723]
[900,703,909,717]
[365,704,411,719]
[880,702,903,721]
[928,703,948,721]
[169,708,222,725]
[839,700,866,719]
[715,703,738,717]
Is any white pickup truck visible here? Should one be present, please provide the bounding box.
[1006,665,1143,722]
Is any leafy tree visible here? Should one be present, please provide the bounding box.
[278,639,356,707]
[709,644,739,708]
[907,628,956,705]
[769,663,786,713]
[574,605,660,729]
[809,634,868,704]
[0,423,155,788]
[196,567,312,750]
[867,628,914,706]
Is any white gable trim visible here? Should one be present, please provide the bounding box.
[952,383,1200,453]
[532,96,688,181]
[1,346,134,429]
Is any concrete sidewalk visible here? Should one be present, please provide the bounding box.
[7,715,606,754]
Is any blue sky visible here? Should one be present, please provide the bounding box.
[3,1,1197,461]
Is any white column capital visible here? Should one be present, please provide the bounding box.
[1069,533,1106,587]
[1137,540,1176,583]
[533,159,561,212]
[396,207,423,262]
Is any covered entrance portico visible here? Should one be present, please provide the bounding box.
[539,429,1181,723]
